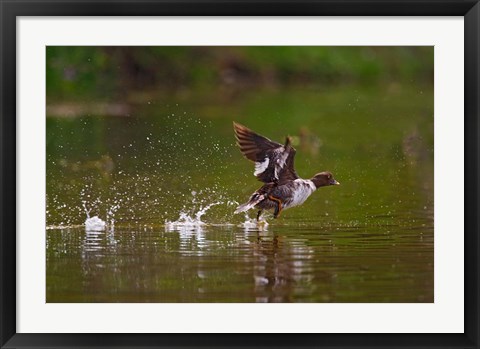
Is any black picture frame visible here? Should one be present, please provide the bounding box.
[1,1,479,348]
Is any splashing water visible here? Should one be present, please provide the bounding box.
[195,202,222,221]
[106,204,120,231]
[165,199,272,233]
[239,213,269,231]
[165,202,221,231]
[47,114,243,229]
[83,200,107,232]
[85,216,106,232]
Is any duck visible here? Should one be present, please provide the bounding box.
[233,122,339,220]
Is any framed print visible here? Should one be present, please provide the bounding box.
[1,1,479,348]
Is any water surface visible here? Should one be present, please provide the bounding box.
[46,85,433,302]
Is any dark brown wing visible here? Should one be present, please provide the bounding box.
[234,122,281,161]
[234,122,299,183]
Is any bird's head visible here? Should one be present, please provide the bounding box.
[311,171,340,188]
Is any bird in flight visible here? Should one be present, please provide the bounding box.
[233,122,339,220]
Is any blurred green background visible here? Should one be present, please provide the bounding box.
[47,46,433,102]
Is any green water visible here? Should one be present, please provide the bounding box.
[46,84,434,302]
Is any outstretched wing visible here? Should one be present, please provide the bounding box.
[233,122,299,183]
[278,146,299,185]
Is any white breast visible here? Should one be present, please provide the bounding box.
[285,179,316,208]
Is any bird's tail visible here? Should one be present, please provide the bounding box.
[234,194,265,214]
[234,202,254,214]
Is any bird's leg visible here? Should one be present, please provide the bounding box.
[256,210,263,221]
[268,195,283,219]
[273,205,281,219]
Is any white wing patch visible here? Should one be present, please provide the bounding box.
[252,147,290,180]
[277,149,289,169]
[273,147,289,180]
[254,158,270,176]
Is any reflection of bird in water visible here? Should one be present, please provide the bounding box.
[251,233,317,303]
[253,235,292,302]
[233,122,340,220]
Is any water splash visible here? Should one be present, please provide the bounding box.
[85,216,106,232]
[82,200,109,232]
[165,201,221,231]
[195,202,222,221]
[106,204,120,231]
[47,113,240,228]
[239,213,269,231]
